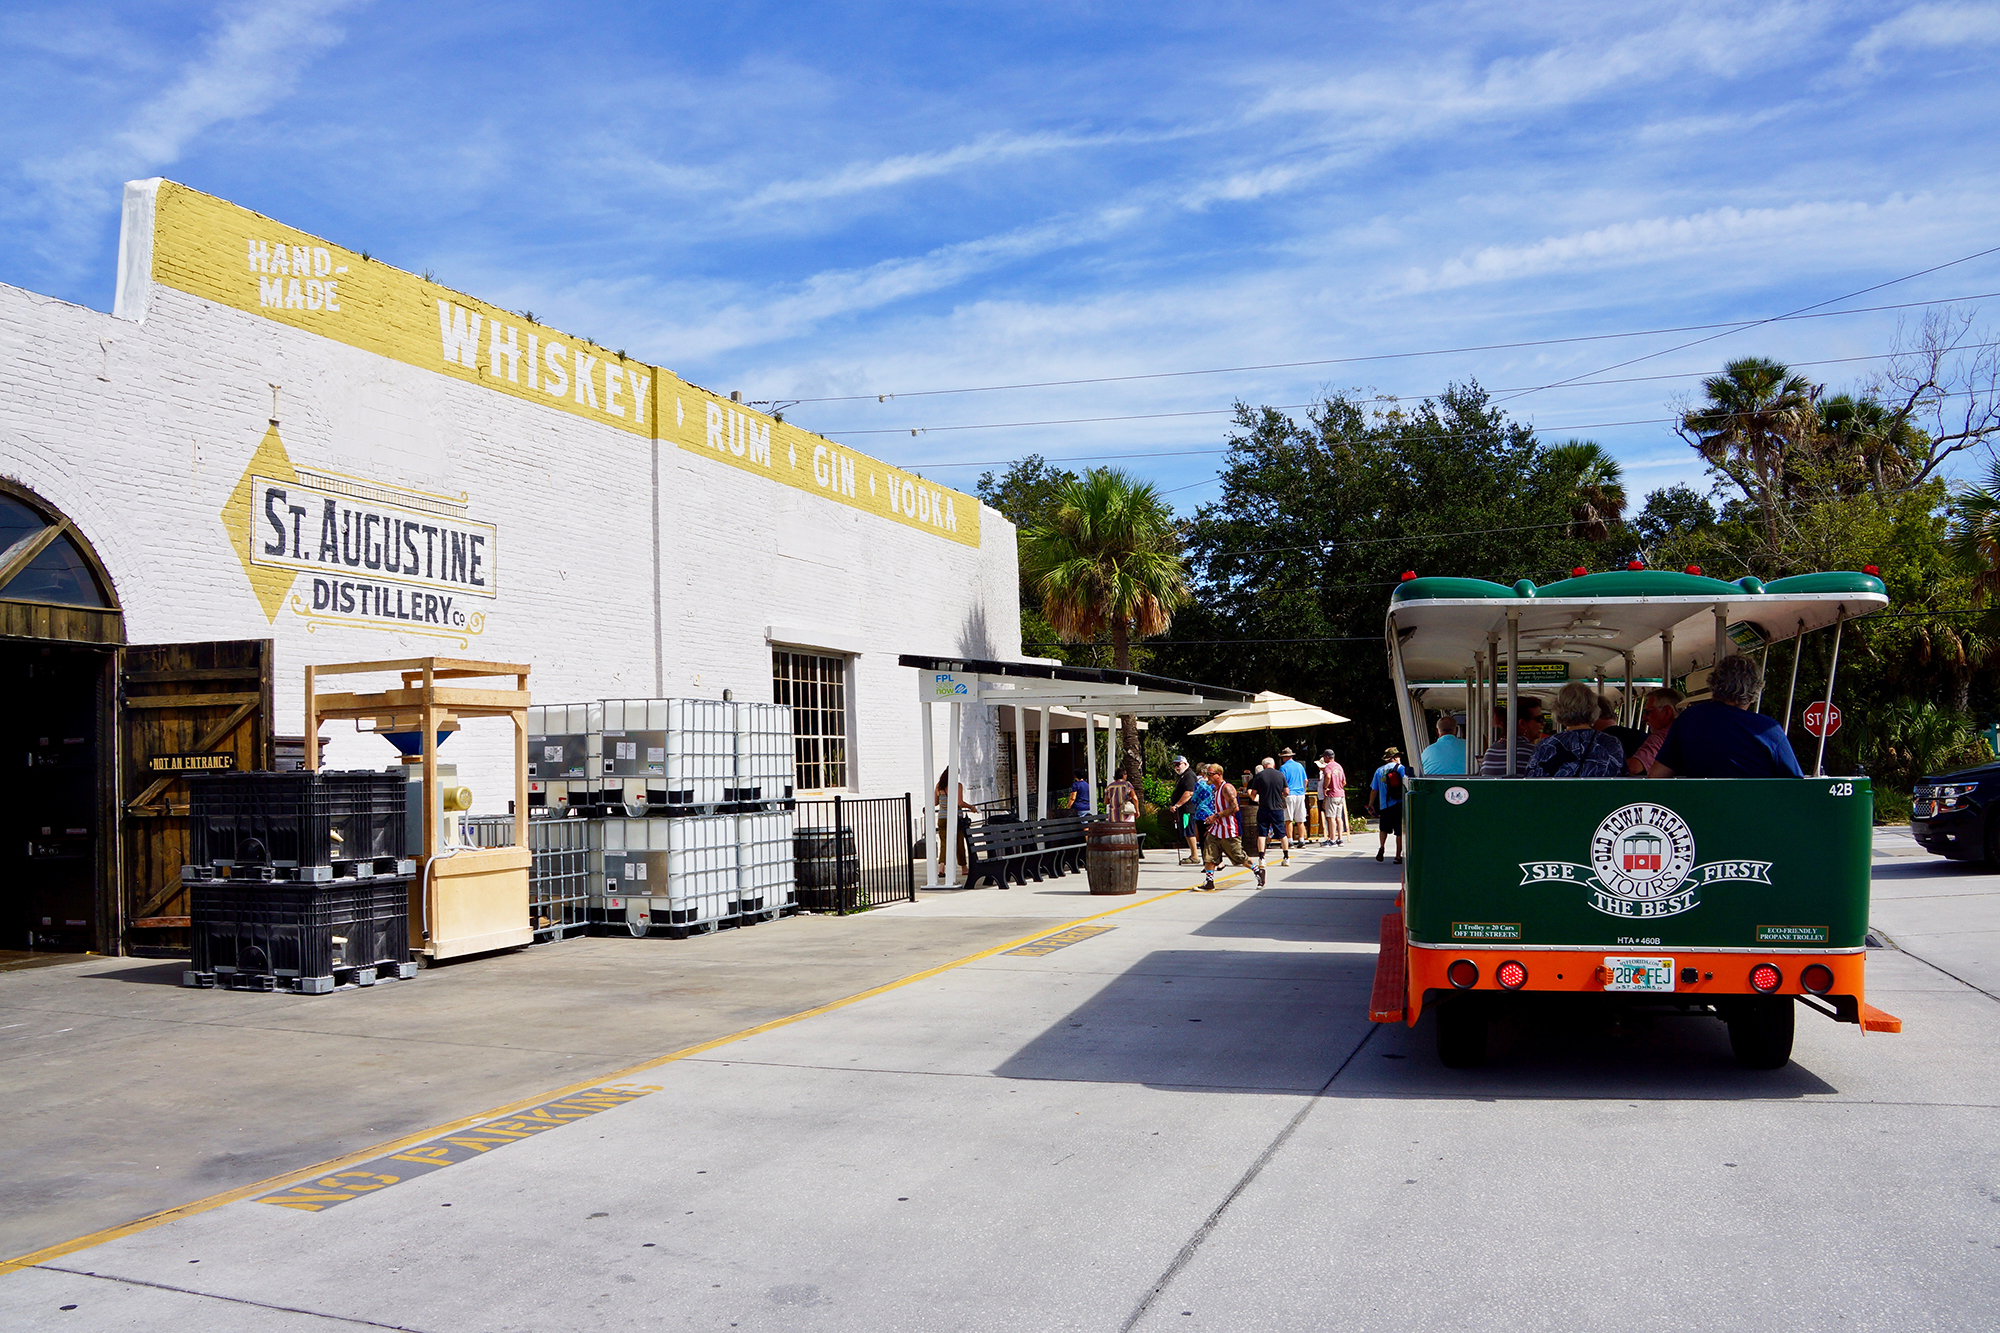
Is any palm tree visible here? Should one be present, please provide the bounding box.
[1021,468,1190,782]
[1817,393,1925,493]
[1677,357,1818,567]
[1951,457,2000,605]
[1547,439,1627,542]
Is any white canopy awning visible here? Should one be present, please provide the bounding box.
[899,654,1254,888]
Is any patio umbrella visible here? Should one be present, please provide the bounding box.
[1188,690,1350,735]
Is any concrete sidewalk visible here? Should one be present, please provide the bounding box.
[1868,825,2000,1001]
[0,844,1238,1259]
[4,834,1996,1331]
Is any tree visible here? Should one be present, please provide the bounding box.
[1676,356,1818,570]
[1865,307,2000,486]
[1020,468,1190,781]
[1149,383,1597,772]
[976,453,1078,531]
[1629,484,1716,559]
[1815,393,1925,494]
[1546,439,1627,542]
[1951,457,2000,605]
[978,455,1082,664]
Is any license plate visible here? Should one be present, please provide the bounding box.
[1604,956,1675,992]
[1912,800,1934,818]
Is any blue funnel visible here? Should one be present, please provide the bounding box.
[381,730,452,757]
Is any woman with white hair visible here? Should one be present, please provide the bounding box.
[1525,682,1627,778]
[1649,655,1804,779]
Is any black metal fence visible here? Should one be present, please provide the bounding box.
[794,794,916,912]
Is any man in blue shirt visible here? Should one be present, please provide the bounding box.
[1648,655,1804,779]
[1369,747,1407,864]
[1419,713,1466,776]
[1279,747,1309,853]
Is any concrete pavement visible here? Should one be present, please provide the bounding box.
[3,832,1997,1331]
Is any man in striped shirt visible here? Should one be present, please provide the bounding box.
[1201,763,1255,891]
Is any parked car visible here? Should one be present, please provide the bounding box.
[1911,763,2000,861]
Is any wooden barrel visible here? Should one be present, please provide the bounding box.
[1085,821,1140,895]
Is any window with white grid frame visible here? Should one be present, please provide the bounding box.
[773,649,849,792]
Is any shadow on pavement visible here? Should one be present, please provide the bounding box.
[1357,996,1841,1099]
[79,961,189,985]
[1869,859,1991,880]
[994,885,1841,1100]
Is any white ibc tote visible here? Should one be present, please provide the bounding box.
[591,814,737,933]
[527,702,601,813]
[735,808,797,918]
[663,698,734,807]
[732,701,795,804]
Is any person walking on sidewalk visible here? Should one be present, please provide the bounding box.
[1317,749,1348,846]
[1368,747,1408,864]
[1248,757,1289,879]
[1278,747,1308,860]
[1168,755,1202,864]
[1201,763,1256,890]
[1238,766,1264,868]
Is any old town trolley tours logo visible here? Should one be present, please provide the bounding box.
[1518,802,1772,919]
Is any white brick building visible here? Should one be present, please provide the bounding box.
[0,179,1019,954]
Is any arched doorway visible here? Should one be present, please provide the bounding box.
[0,480,122,954]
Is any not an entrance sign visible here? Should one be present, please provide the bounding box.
[1803,702,1842,738]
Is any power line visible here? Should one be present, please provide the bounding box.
[780,288,2000,406]
[820,343,2000,440]
[1492,244,2000,407]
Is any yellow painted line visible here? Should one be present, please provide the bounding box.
[2,882,1210,1276]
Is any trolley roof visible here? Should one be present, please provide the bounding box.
[1385,570,1888,681]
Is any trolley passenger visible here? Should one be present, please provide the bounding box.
[1626,687,1683,775]
[1647,656,1803,779]
[1478,697,1545,776]
[1526,682,1626,777]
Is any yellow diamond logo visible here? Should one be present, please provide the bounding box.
[220,424,299,622]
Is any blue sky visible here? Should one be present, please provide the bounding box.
[5,1,2000,514]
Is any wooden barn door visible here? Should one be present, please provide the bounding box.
[118,640,273,943]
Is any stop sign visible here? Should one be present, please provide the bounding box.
[1803,702,1841,738]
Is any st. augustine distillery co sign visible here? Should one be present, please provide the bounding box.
[221,425,497,643]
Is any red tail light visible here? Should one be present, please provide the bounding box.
[1496,959,1528,990]
[1447,959,1479,989]
[1749,963,1783,993]
[1800,964,1834,995]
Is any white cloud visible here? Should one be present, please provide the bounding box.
[1250,4,1825,145]
[23,0,365,254]
[1399,197,1931,293]
[1853,3,2000,68]
[740,129,1179,209]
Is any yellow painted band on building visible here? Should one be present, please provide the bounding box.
[147,182,979,547]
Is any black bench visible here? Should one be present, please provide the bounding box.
[960,814,1089,889]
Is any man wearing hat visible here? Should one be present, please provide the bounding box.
[1166,754,1202,865]
[1278,747,1308,861]
[1316,748,1347,846]
[1367,746,1408,865]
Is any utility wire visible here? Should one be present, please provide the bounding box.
[781,288,2000,406]
[1491,244,2000,407]
[821,343,2000,441]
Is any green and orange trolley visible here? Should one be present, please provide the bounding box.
[1367,568,1903,1068]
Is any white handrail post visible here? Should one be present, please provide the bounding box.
[945,699,963,884]
[1505,614,1520,778]
[1084,711,1097,819]
[1036,707,1050,820]
[1782,619,1805,733]
[1815,612,1846,778]
[920,699,938,887]
[1014,705,1030,818]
